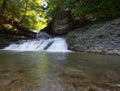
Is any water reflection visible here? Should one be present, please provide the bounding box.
[0,51,50,90]
[0,51,120,91]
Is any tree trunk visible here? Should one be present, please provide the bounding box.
[0,0,7,16]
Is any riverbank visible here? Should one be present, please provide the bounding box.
[0,34,18,48]
[66,18,120,55]
[0,33,35,49]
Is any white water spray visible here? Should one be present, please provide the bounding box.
[4,38,70,52]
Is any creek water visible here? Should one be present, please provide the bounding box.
[0,51,120,91]
[4,38,70,52]
[0,38,120,91]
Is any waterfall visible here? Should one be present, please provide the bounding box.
[4,38,70,52]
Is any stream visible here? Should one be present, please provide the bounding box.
[0,38,120,91]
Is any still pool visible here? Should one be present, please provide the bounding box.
[0,50,120,91]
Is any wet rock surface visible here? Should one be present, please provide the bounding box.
[51,10,72,35]
[66,18,120,55]
[0,34,31,49]
[0,34,17,49]
[0,29,37,49]
[37,32,51,39]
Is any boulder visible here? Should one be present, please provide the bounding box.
[52,17,71,35]
[37,32,51,39]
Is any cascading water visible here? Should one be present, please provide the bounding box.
[4,38,70,52]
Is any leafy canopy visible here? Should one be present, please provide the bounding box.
[48,0,120,21]
[0,0,48,30]
[0,0,120,31]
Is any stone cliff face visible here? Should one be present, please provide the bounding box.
[52,17,71,35]
[45,9,90,36]
[50,10,72,35]
[66,18,120,55]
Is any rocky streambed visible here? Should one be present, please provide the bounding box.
[66,18,120,55]
[0,51,120,91]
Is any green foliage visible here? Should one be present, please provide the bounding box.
[0,0,48,30]
[48,0,120,21]
[0,0,120,31]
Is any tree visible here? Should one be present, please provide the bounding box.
[0,0,48,30]
[48,0,120,21]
